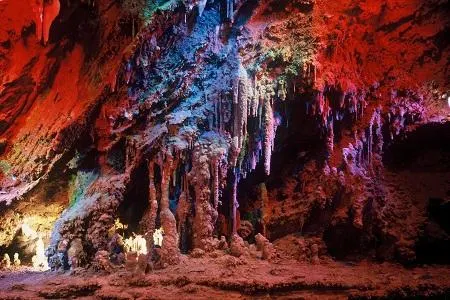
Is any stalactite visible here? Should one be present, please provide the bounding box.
[125,138,137,169]
[375,108,383,153]
[314,64,317,83]
[212,160,220,213]
[29,0,60,44]
[251,77,259,117]
[125,61,132,85]
[213,94,218,130]
[278,79,287,101]
[198,0,207,16]
[219,93,223,133]
[356,138,363,167]
[327,120,334,156]
[214,25,220,53]
[226,0,234,21]
[368,122,373,164]
[263,93,274,176]
[235,64,250,149]
[231,170,238,234]
[352,95,358,120]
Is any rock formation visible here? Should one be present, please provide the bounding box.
[0,0,448,273]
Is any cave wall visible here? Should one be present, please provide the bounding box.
[0,0,448,266]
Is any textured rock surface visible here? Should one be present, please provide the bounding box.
[1,257,450,299]
[0,0,448,274]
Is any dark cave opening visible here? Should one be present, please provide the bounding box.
[383,122,450,264]
[118,161,150,236]
[49,0,100,58]
[383,122,450,171]
[416,197,450,264]
[235,91,327,241]
[106,138,126,173]
[324,222,363,261]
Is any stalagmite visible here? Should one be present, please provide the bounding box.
[124,235,148,255]
[13,253,20,267]
[32,236,49,271]
[191,153,213,248]
[1,254,11,269]
[176,190,190,248]
[153,228,164,247]
[190,133,228,249]
[159,152,180,264]
[259,183,269,237]
[143,161,158,262]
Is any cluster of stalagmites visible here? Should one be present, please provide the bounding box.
[0,253,21,269]
[45,67,373,271]
[45,230,279,273]
[36,0,436,270]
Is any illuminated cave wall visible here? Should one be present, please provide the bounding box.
[0,0,449,267]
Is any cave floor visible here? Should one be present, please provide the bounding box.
[1,255,450,299]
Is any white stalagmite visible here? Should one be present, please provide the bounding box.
[124,234,148,255]
[32,236,49,271]
[153,228,164,247]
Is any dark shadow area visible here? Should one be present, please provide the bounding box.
[118,162,150,235]
[383,122,450,264]
[383,122,450,171]
[416,197,450,264]
[49,0,100,59]
[236,91,327,241]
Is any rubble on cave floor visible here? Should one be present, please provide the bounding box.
[1,254,450,299]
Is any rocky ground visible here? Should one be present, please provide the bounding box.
[1,255,450,299]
